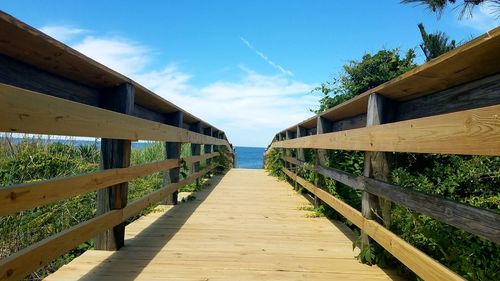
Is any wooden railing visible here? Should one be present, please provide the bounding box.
[265,27,500,281]
[0,12,234,281]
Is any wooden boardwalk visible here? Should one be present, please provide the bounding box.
[46,169,401,281]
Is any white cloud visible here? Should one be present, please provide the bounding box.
[37,25,318,147]
[40,25,88,42]
[457,3,499,32]
[142,65,316,146]
[73,36,151,77]
[240,37,294,77]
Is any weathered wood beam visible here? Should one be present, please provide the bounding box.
[164,111,183,205]
[203,127,213,166]
[270,104,500,156]
[361,93,394,247]
[190,122,202,187]
[281,155,500,244]
[282,167,464,281]
[95,83,134,251]
[0,83,229,147]
[0,164,216,281]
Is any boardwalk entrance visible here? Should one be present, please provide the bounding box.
[46,169,399,280]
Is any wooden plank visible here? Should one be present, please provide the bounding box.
[271,104,500,156]
[47,169,401,281]
[184,152,220,165]
[397,73,500,121]
[293,27,500,129]
[0,210,123,281]
[0,54,100,107]
[0,165,216,281]
[0,83,229,147]
[282,168,464,281]
[282,168,363,227]
[123,165,215,219]
[282,155,500,244]
[281,156,364,190]
[95,83,134,251]
[0,12,227,136]
[363,178,500,244]
[0,159,179,216]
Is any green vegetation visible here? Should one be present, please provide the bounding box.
[311,48,416,113]
[0,136,229,280]
[401,0,500,19]
[267,25,500,281]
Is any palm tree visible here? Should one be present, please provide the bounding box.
[401,0,500,18]
[417,23,456,61]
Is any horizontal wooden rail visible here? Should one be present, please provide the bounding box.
[282,156,499,244]
[0,83,230,148]
[271,104,500,156]
[282,167,464,281]
[0,153,220,216]
[0,164,216,281]
[184,152,219,165]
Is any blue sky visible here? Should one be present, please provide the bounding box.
[2,1,498,147]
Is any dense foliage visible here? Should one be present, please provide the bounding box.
[312,48,416,113]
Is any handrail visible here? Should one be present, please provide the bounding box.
[0,152,221,216]
[0,164,217,281]
[282,167,463,281]
[0,83,230,148]
[0,12,235,281]
[266,27,500,281]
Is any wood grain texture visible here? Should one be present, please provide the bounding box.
[0,159,180,216]
[0,166,215,281]
[271,104,500,156]
[282,168,464,281]
[0,11,225,135]
[46,169,400,281]
[0,210,123,281]
[95,83,134,251]
[282,156,499,244]
[0,83,230,147]
[363,178,500,244]
[279,27,500,133]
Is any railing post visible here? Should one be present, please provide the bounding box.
[285,130,297,189]
[361,93,394,248]
[95,83,134,251]
[203,127,213,169]
[314,116,332,207]
[190,122,202,186]
[296,126,306,162]
[164,111,183,205]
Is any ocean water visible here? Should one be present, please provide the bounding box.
[234,146,265,169]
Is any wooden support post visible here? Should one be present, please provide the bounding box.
[164,111,183,205]
[203,127,213,169]
[314,116,332,207]
[190,122,202,186]
[95,83,134,251]
[361,93,394,248]
[296,126,306,162]
[285,130,297,189]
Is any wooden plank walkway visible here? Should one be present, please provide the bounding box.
[46,169,402,281]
